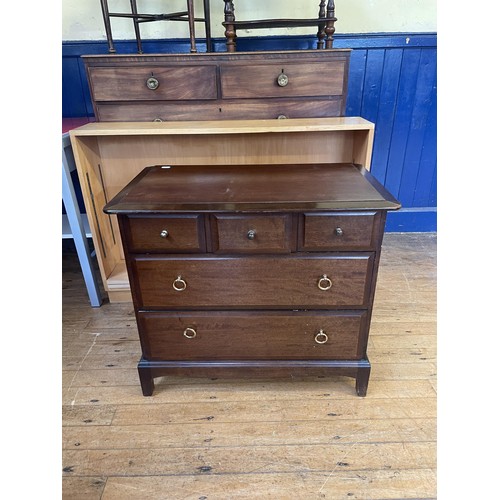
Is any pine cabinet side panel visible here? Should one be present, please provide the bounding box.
[70,134,122,291]
[352,128,375,170]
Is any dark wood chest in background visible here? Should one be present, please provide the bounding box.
[104,163,400,396]
[83,50,350,122]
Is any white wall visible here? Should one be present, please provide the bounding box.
[62,0,437,41]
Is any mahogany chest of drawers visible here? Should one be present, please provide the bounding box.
[104,162,400,396]
[83,50,350,122]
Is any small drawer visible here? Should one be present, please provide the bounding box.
[211,214,292,253]
[124,215,205,253]
[88,65,217,101]
[220,61,346,99]
[300,212,379,251]
[137,310,368,361]
[131,254,373,309]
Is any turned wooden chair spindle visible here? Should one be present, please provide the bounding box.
[100,0,213,53]
[222,0,337,52]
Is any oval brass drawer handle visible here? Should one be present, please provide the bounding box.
[314,329,329,344]
[183,327,197,339]
[146,76,160,90]
[277,72,289,87]
[173,276,187,292]
[317,274,333,291]
[160,229,169,238]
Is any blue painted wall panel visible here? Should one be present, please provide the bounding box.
[371,48,403,186]
[360,48,385,126]
[397,48,437,207]
[429,166,437,208]
[382,48,422,199]
[413,76,437,207]
[344,49,366,116]
[386,208,436,232]
[62,33,437,232]
[62,57,87,117]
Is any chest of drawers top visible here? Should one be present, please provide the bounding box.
[83,50,351,122]
[103,163,399,215]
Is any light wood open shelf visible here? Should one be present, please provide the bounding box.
[70,117,375,302]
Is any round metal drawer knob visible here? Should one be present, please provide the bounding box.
[183,327,197,339]
[317,274,333,291]
[173,276,187,292]
[277,72,289,87]
[277,114,288,119]
[146,76,160,90]
[160,229,169,238]
[247,229,256,240]
[314,329,329,344]
[335,227,343,236]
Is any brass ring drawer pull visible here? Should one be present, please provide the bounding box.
[173,276,187,292]
[277,72,289,87]
[247,229,256,240]
[314,329,329,344]
[317,274,333,291]
[146,76,159,90]
[183,327,197,339]
[153,118,163,122]
[277,114,288,119]
[160,229,169,238]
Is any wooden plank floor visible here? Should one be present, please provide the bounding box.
[62,232,437,500]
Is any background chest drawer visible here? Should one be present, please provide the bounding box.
[123,215,206,253]
[131,254,374,309]
[94,98,344,122]
[299,212,379,251]
[137,310,368,361]
[220,61,346,99]
[211,214,292,253]
[87,65,217,101]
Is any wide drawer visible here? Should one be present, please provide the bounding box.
[137,310,368,360]
[211,214,292,253]
[300,212,379,251]
[88,65,217,101]
[95,97,343,122]
[123,215,205,253]
[220,61,346,99]
[131,254,374,308]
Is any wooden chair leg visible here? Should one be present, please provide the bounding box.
[99,0,116,53]
[325,0,336,49]
[129,0,143,53]
[316,0,326,49]
[187,0,197,53]
[223,0,236,52]
[203,0,212,51]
